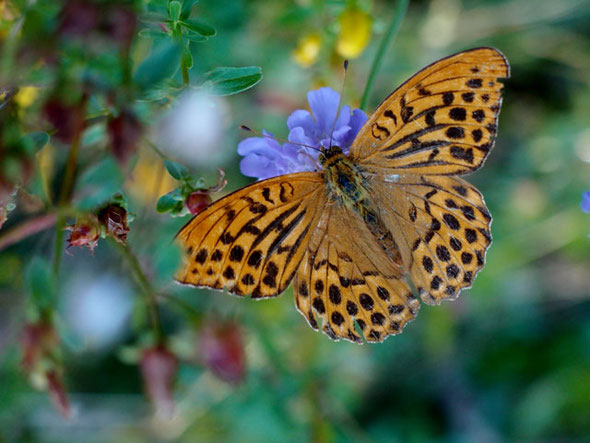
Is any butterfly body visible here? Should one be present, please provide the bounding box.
[321,147,369,211]
[176,48,510,343]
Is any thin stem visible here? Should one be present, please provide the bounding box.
[58,124,83,205]
[53,97,87,278]
[0,212,57,251]
[111,240,162,339]
[360,0,409,110]
[181,58,190,86]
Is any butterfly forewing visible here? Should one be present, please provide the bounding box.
[349,47,510,175]
[176,173,326,298]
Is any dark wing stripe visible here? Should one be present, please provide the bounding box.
[382,124,447,152]
[266,208,307,257]
[250,203,301,250]
[385,140,451,160]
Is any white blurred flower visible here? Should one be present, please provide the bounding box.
[156,91,229,167]
[62,274,134,352]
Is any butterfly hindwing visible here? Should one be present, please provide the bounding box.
[368,172,492,304]
[176,172,326,298]
[349,47,510,175]
[294,204,420,343]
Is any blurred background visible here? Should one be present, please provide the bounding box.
[1,0,590,441]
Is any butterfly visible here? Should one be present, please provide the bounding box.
[175,47,510,343]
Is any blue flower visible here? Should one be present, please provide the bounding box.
[581,189,590,213]
[238,87,368,180]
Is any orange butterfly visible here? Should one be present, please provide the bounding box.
[175,47,510,343]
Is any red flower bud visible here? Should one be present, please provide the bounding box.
[98,204,129,244]
[199,322,245,384]
[185,190,212,215]
[20,322,70,419]
[107,109,142,166]
[20,322,58,372]
[65,216,100,252]
[185,168,227,215]
[46,370,72,419]
[140,346,177,418]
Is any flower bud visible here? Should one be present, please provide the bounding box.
[199,322,245,384]
[98,204,129,244]
[46,370,71,419]
[20,322,58,372]
[65,215,100,252]
[140,346,177,418]
[20,322,71,418]
[184,168,226,215]
[185,190,212,215]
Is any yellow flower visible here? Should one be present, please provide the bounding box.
[336,7,372,59]
[292,33,322,67]
[14,86,39,108]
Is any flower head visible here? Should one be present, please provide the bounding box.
[582,189,590,213]
[238,87,367,180]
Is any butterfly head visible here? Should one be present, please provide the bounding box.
[318,145,343,166]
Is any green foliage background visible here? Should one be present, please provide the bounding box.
[2,0,590,441]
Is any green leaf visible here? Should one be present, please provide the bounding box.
[23,131,50,154]
[138,28,169,39]
[168,1,181,21]
[164,159,190,180]
[180,0,199,19]
[182,47,194,69]
[180,18,216,37]
[202,66,263,96]
[133,42,182,91]
[25,257,55,311]
[184,31,207,42]
[157,191,183,213]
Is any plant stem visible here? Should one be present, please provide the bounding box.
[53,97,87,279]
[0,213,57,251]
[181,58,190,86]
[112,240,162,339]
[360,0,409,111]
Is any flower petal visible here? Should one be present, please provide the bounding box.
[307,87,340,134]
[581,190,590,213]
[339,108,368,148]
[240,154,279,180]
[287,109,315,132]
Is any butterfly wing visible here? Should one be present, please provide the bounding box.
[366,172,492,304]
[176,172,326,298]
[349,47,510,175]
[293,203,420,343]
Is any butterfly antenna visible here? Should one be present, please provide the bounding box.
[240,125,321,153]
[327,59,349,149]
